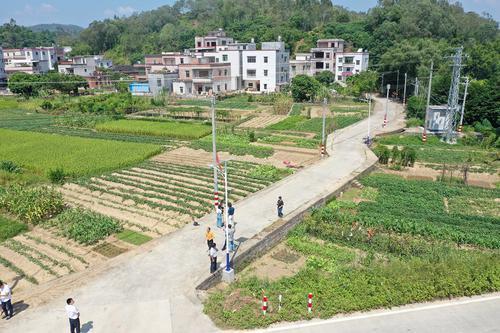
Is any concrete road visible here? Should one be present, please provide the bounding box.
[0,98,414,333]
[256,294,500,333]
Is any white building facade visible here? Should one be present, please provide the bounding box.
[0,47,6,84]
[289,39,369,82]
[2,47,60,74]
[335,50,369,83]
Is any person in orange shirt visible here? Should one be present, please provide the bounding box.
[205,227,215,249]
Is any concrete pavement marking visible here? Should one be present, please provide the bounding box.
[254,294,500,333]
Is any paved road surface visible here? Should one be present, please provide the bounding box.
[5,97,471,333]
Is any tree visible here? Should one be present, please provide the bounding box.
[314,71,335,86]
[8,72,40,97]
[290,75,321,102]
[406,96,426,120]
[345,70,379,96]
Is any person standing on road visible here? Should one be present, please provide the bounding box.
[228,202,235,225]
[65,298,80,333]
[205,227,215,249]
[216,203,224,228]
[0,280,13,320]
[209,243,218,273]
[228,224,235,252]
[277,196,284,218]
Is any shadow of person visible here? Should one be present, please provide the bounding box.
[12,300,29,317]
[81,320,94,333]
[10,276,23,291]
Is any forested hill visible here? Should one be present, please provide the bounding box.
[30,24,83,36]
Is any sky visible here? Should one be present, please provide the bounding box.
[0,0,498,27]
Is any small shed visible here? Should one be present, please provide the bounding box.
[426,105,448,133]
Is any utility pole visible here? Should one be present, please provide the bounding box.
[403,72,407,105]
[223,161,231,275]
[423,61,433,137]
[444,47,464,143]
[367,94,372,140]
[380,73,384,95]
[321,97,327,157]
[396,69,400,100]
[383,84,390,127]
[210,94,219,210]
[414,78,419,97]
[458,76,469,133]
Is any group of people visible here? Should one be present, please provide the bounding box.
[205,197,285,273]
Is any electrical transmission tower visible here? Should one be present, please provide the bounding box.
[444,46,464,143]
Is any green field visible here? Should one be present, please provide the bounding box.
[0,129,161,177]
[267,114,364,134]
[116,229,152,245]
[96,119,212,140]
[176,96,257,110]
[191,134,274,158]
[0,215,28,242]
[205,174,500,328]
[376,134,499,171]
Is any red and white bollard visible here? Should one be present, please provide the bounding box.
[262,296,268,315]
[214,191,219,207]
[422,130,427,143]
[383,114,387,128]
[458,125,463,133]
[320,144,326,157]
[307,293,313,314]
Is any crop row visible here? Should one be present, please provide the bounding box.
[3,239,61,277]
[0,254,39,285]
[22,233,89,266]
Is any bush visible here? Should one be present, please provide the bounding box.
[406,96,426,119]
[40,100,53,110]
[391,146,400,164]
[0,160,22,173]
[51,208,122,245]
[400,146,417,166]
[48,168,66,184]
[373,145,390,164]
[0,185,65,224]
[249,165,293,182]
[406,117,423,127]
[248,131,256,142]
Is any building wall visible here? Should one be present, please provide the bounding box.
[148,73,179,96]
[0,48,6,82]
[242,47,289,92]
[334,52,369,82]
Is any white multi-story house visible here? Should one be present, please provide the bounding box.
[213,40,257,90]
[289,39,369,82]
[0,47,6,84]
[58,55,113,89]
[241,39,289,93]
[194,28,234,52]
[335,50,369,83]
[173,57,232,96]
[2,47,62,74]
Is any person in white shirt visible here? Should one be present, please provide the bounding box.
[65,298,80,333]
[209,243,218,273]
[0,280,13,319]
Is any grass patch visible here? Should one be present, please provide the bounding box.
[0,215,28,241]
[191,134,273,158]
[0,128,161,178]
[96,119,211,140]
[176,97,257,110]
[93,242,128,258]
[267,114,364,134]
[258,135,319,149]
[116,229,152,245]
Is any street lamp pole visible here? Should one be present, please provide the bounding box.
[223,160,230,273]
[321,97,327,157]
[383,84,390,127]
[210,94,219,210]
[403,72,407,105]
[367,94,372,140]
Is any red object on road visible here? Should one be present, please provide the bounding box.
[262,296,268,315]
[308,293,313,313]
[320,144,326,157]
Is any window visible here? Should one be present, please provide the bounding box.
[338,57,343,63]
[27,52,30,56]
[356,60,360,65]
[356,70,359,73]
[263,84,267,90]
[218,70,222,76]
[206,42,210,46]
[185,70,190,78]
[224,69,228,76]
[217,85,221,92]
[281,67,284,72]
[248,83,253,87]
[157,79,162,87]
[326,53,330,58]
[197,42,201,47]
[225,83,227,90]
[180,58,184,64]
[51,55,54,59]
[280,76,284,81]
[211,42,216,47]
[338,66,342,71]
[222,54,228,62]
[247,69,256,77]
[188,87,192,93]
[264,56,268,63]
[84,68,87,73]
[247,56,256,63]
[180,86,184,93]
[325,63,330,69]
[264,69,268,76]
[284,56,287,62]
[222,40,227,45]
[291,66,296,72]
[338,75,342,80]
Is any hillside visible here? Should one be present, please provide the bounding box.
[30,24,83,36]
